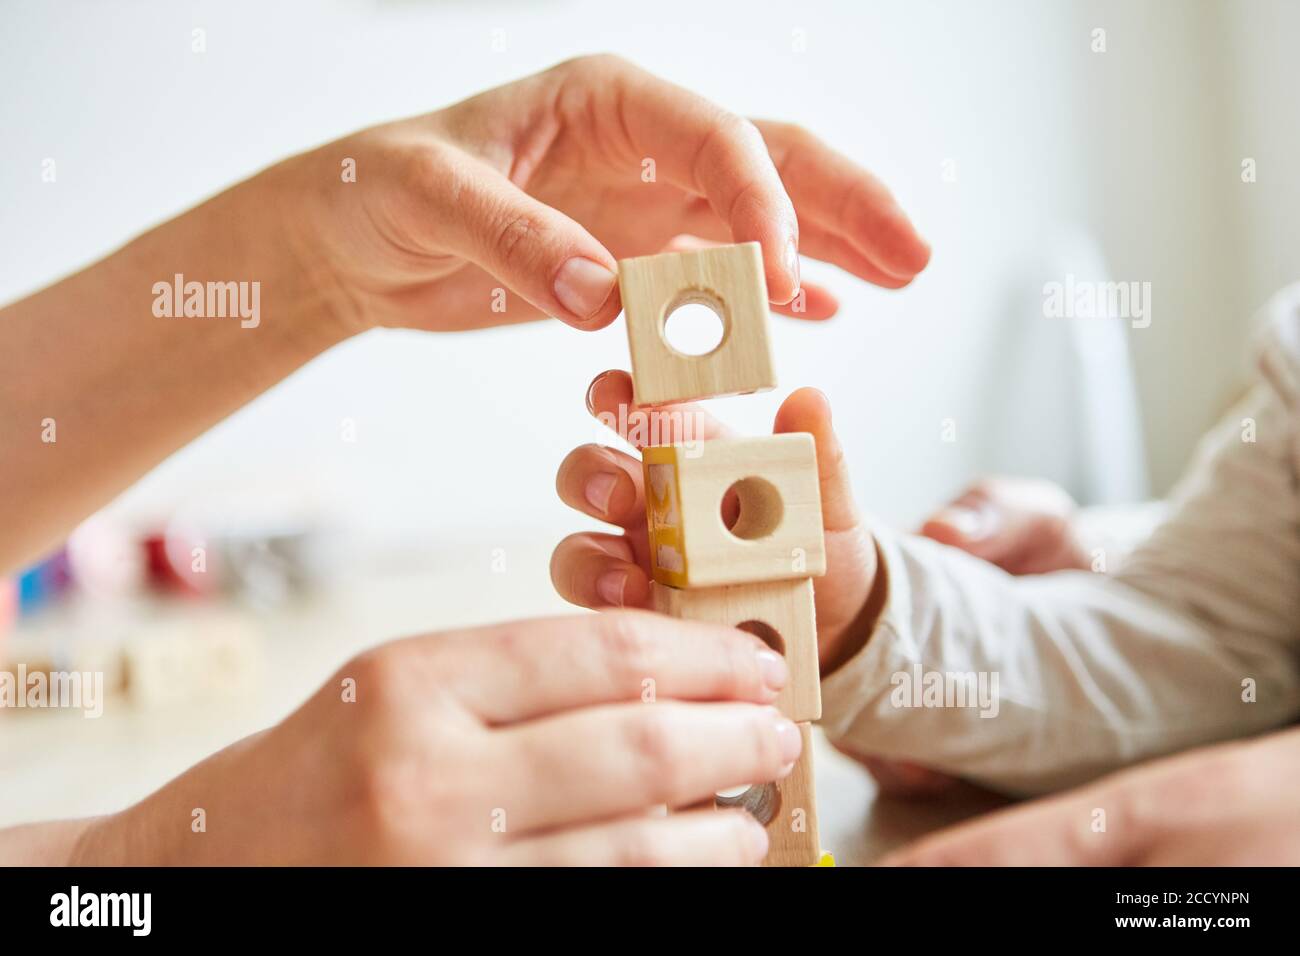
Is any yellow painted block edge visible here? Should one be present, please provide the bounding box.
[814,851,836,867]
[642,445,689,588]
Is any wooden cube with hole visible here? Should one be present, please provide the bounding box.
[642,433,826,588]
[715,722,821,867]
[618,242,776,406]
[652,579,820,722]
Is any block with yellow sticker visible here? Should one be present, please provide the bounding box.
[642,434,826,589]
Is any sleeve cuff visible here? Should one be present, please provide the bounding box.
[818,522,917,741]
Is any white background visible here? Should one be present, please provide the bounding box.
[3,0,1297,551]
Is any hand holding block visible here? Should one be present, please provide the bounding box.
[653,579,820,722]
[643,434,826,588]
[716,722,821,867]
[618,242,776,406]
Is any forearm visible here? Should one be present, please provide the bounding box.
[821,528,1300,796]
[0,160,353,572]
[0,817,100,865]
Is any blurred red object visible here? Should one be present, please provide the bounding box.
[143,527,222,596]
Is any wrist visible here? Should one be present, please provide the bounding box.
[821,539,889,678]
[67,812,135,865]
[0,817,101,865]
[261,149,372,342]
[69,799,177,866]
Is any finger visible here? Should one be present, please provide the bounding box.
[494,700,802,831]
[441,610,789,723]
[501,808,767,867]
[919,478,1084,573]
[569,57,800,302]
[555,443,645,529]
[771,282,839,321]
[550,532,651,609]
[415,146,622,329]
[585,369,736,449]
[755,119,931,281]
[660,235,839,320]
[772,388,862,533]
[879,786,1127,866]
[920,500,1015,564]
[796,221,917,290]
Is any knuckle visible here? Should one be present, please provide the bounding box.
[626,708,684,801]
[352,756,406,835]
[483,624,545,691]
[730,115,766,148]
[968,477,999,501]
[346,647,407,714]
[396,140,454,202]
[560,52,630,79]
[722,812,764,865]
[710,114,766,166]
[489,211,548,268]
[549,537,595,608]
[556,444,605,497]
[782,122,817,150]
[597,610,658,686]
[612,825,668,868]
[719,633,763,697]
[749,712,785,773]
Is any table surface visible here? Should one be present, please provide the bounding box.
[0,535,1008,865]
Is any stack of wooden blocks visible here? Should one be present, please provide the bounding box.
[618,242,829,867]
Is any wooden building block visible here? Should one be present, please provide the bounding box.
[653,579,820,722]
[716,722,821,867]
[643,434,826,588]
[618,242,776,406]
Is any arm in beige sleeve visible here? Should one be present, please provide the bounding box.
[821,321,1300,796]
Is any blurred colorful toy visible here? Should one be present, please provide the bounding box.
[16,548,74,616]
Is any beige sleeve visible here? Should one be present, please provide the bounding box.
[821,328,1300,796]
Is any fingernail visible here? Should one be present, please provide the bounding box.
[744,818,769,861]
[784,237,800,290]
[776,761,796,779]
[585,371,612,414]
[585,472,619,516]
[774,716,802,764]
[756,649,788,693]
[555,258,617,321]
[596,570,627,607]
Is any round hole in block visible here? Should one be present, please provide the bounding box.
[722,477,784,540]
[715,781,781,826]
[737,620,785,656]
[662,294,726,356]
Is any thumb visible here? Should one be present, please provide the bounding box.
[772,388,860,533]
[433,151,621,329]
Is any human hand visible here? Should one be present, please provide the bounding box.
[921,476,1088,575]
[551,370,883,676]
[281,54,929,334]
[73,612,803,866]
[881,726,1300,865]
